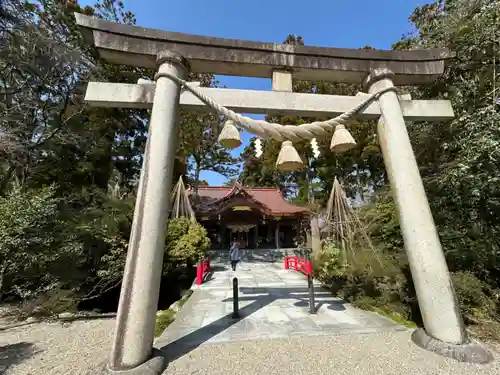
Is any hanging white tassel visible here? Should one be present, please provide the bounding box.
[254,138,263,158]
[310,138,320,158]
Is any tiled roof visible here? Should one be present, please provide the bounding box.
[194,185,308,215]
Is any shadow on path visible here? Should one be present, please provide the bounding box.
[159,296,275,364]
[159,285,348,366]
[293,299,347,312]
[0,342,38,373]
[202,264,227,283]
[238,286,347,313]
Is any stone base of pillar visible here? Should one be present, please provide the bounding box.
[90,349,166,375]
[411,328,494,364]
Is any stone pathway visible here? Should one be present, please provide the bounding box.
[156,261,404,361]
[156,261,499,375]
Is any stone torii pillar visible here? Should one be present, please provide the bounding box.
[109,51,187,373]
[365,68,491,363]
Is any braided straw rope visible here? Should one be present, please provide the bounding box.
[154,72,397,142]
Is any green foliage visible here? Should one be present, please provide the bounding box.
[451,271,496,322]
[68,191,135,300]
[357,192,404,253]
[165,218,211,271]
[154,309,175,337]
[0,0,213,310]
[0,185,60,255]
[315,240,346,279]
[323,193,500,329]
[0,185,81,299]
[393,0,500,285]
[323,257,421,326]
[154,289,193,336]
[180,75,239,192]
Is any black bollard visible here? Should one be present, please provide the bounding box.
[306,253,316,314]
[308,273,316,314]
[232,277,240,319]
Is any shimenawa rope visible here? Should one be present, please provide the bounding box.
[153,72,397,142]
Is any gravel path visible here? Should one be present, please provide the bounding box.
[0,318,115,375]
[0,317,499,375]
[162,330,500,375]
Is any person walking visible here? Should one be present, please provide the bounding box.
[229,240,241,271]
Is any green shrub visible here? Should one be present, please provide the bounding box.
[319,190,500,330]
[154,309,175,337]
[317,240,421,326]
[154,289,194,337]
[357,193,404,254]
[351,295,378,310]
[0,185,78,301]
[164,218,211,272]
[451,271,496,322]
[315,240,346,282]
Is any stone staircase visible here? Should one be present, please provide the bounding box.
[208,248,308,263]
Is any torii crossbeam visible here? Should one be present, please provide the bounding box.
[85,81,454,121]
[74,13,492,375]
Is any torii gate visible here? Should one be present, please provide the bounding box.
[74,13,492,374]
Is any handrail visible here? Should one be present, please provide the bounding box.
[284,255,312,276]
[196,257,211,285]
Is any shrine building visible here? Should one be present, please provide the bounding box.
[191,182,309,250]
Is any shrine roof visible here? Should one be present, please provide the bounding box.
[194,185,308,216]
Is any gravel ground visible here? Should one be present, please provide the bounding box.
[0,318,115,375]
[1,317,499,375]
[162,330,500,375]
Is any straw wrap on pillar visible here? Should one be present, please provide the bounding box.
[218,119,242,149]
[330,124,356,153]
[276,141,305,172]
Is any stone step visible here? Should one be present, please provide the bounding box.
[209,248,311,262]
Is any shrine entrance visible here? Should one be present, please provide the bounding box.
[74,11,492,374]
[202,210,263,250]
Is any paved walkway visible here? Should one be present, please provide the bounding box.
[156,261,404,360]
[156,261,499,374]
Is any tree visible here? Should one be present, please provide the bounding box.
[1,0,89,192]
[392,0,500,283]
[188,135,239,193]
[0,185,79,300]
[180,78,239,193]
[0,0,242,308]
[0,0,177,308]
[198,180,209,186]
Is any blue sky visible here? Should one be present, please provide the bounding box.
[83,0,431,185]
